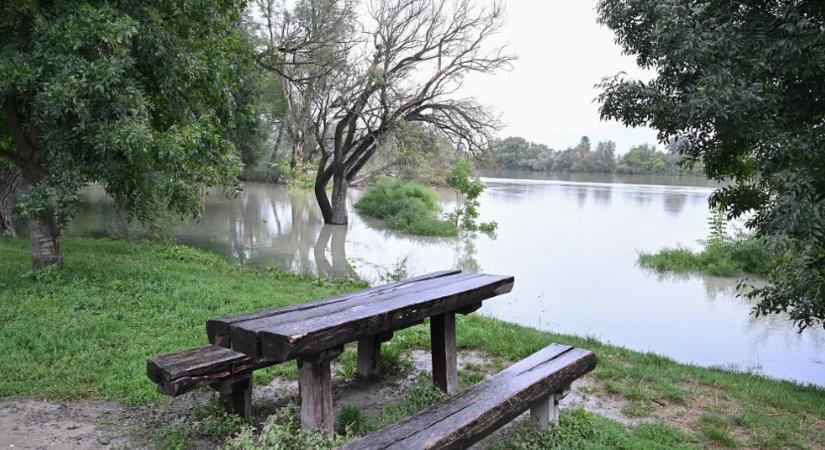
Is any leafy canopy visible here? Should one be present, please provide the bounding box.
[0,0,252,225]
[597,0,825,329]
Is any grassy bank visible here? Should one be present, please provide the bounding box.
[1,237,823,449]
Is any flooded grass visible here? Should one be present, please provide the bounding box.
[1,237,823,448]
[638,235,775,277]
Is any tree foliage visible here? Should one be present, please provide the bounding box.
[446,159,496,234]
[490,136,699,175]
[1,0,252,267]
[597,0,825,329]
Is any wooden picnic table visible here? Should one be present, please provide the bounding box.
[205,270,514,431]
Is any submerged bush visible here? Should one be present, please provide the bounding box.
[355,179,457,236]
[639,234,775,277]
[355,179,439,218]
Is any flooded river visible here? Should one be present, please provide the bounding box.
[67,173,825,387]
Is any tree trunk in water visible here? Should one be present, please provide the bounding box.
[28,214,62,269]
[329,167,348,225]
[314,160,333,224]
[0,168,22,237]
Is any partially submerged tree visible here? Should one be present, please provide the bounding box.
[1,1,251,268]
[597,1,825,329]
[260,0,513,224]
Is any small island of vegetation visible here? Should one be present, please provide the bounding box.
[639,209,776,278]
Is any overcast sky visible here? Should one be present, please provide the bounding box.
[463,0,659,153]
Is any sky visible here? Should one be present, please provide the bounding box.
[463,1,659,153]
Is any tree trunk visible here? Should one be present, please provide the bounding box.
[314,158,333,224]
[291,140,304,169]
[28,214,62,269]
[329,166,348,225]
[0,167,22,237]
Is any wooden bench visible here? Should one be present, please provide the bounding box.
[338,343,596,450]
[146,270,514,431]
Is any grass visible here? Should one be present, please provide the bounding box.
[1,237,824,449]
[354,179,457,236]
[638,234,776,277]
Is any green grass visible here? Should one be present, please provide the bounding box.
[1,237,824,449]
[354,179,457,236]
[0,237,366,404]
[638,235,776,277]
[487,408,697,450]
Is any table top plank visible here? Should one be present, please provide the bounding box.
[225,272,513,361]
[206,270,461,345]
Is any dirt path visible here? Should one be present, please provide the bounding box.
[0,349,645,449]
[0,399,148,449]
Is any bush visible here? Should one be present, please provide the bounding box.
[638,235,775,277]
[355,179,456,236]
[354,179,440,219]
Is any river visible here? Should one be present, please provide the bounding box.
[67,172,825,387]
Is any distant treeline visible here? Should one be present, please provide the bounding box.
[490,136,703,176]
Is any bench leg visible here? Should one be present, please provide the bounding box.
[530,389,566,430]
[298,357,334,433]
[357,336,381,379]
[431,312,458,394]
[217,373,252,418]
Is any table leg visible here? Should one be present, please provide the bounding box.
[298,347,343,433]
[431,312,458,394]
[357,336,381,379]
[217,373,252,418]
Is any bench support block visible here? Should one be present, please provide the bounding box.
[431,312,458,394]
[217,373,252,418]
[298,348,343,433]
[357,336,381,379]
[530,385,569,430]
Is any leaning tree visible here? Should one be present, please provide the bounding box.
[260,0,513,224]
[1,1,252,268]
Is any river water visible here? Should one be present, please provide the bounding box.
[67,173,825,387]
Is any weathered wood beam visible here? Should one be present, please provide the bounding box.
[337,344,597,450]
[146,345,254,397]
[298,346,343,433]
[250,274,514,362]
[357,336,381,380]
[431,312,458,394]
[207,270,461,347]
[217,373,252,418]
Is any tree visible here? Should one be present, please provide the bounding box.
[262,0,513,224]
[254,0,357,178]
[597,1,825,329]
[0,165,22,237]
[1,1,251,268]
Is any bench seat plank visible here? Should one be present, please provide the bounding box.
[146,345,254,396]
[337,343,597,450]
[227,273,514,361]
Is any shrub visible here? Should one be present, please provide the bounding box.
[355,179,456,236]
[639,235,775,277]
[354,179,440,219]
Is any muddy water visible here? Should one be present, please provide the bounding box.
[67,173,825,387]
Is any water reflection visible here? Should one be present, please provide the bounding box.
[66,176,825,387]
[314,225,354,277]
